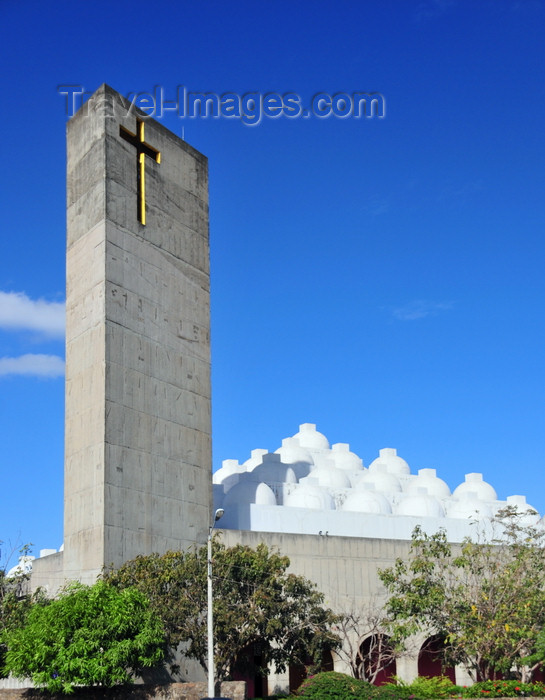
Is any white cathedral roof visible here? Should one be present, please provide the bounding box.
[213,422,543,543]
[30,423,543,573]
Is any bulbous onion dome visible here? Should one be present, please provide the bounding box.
[223,481,277,509]
[341,490,392,514]
[355,470,402,494]
[292,423,330,450]
[395,494,445,518]
[405,469,451,498]
[447,498,493,520]
[368,448,410,475]
[243,448,268,471]
[453,473,497,502]
[330,443,364,471]
[308,465,352,489]
[284,483,335,510]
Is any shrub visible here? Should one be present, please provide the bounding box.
[295,671,374,698]
[459,680,545,697]
[3,580,164,693]
[383,675,457,699]
[369,685,420,700]
[293,674,545,700]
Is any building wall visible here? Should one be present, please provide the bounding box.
[220,528,474,691]
[34,85,212,586]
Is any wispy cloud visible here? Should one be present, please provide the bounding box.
[0,354,65,378]
[0,291,65,338]
[392,300,453,321]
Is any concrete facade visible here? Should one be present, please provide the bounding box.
[220,529,410,610]
[220,528,473,690]
[33,84,212,586]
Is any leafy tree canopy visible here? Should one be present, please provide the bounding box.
[378,507,545,682]
[3,580,164,693]
[0,542,40,678]
[105,539,340,681]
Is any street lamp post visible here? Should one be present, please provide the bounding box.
[206,507,224,699]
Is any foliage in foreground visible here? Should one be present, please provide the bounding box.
[292,673,545,700]
[379,507,545,682]
[458,680,545,697]
[390,675,458,698]
[3,580,164,693]
[0,542,38,677]
[105,540,340,681]
[294,671,374,698]
[293,672,450,700]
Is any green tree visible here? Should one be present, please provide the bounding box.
[0,542,38,677]
[106,540,340,681]
[378,507,545,682]
[3,580,164,693]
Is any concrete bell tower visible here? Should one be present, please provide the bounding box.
[57,84,211,583]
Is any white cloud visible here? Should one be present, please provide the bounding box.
[0,291,65,338]
[0,354,65,378]
[392,300,453,321]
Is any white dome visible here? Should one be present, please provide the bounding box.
[284,483,334,510]
[505,495,540,524]
[341,490,392,514]
[356,470,402,494]
[275,438,314,466]
[396,494,445,518]
[306,464,351,489]
[448,498,493,520]
[213,459,244,485]
[406,469,451,498]
[368,448,410,475]
[292,423,330,450]
[223,481,277,508]
[7,555,35,578]
[243,448,268,471]
[453,473,497,501]
[250,455,297,486]
[330,443,364,471]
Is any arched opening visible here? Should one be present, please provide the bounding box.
[232,644,267,698]
[288,649,334,694]
[531,667,544,683]
[418,634,456,682]
[358,634,396,685]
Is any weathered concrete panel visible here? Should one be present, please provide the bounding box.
[60,84,212,584]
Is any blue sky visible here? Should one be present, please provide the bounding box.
[1,0,545,559]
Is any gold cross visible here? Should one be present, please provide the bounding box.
[119,119,161,226]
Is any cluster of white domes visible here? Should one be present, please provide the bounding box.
[213,423,540,535]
